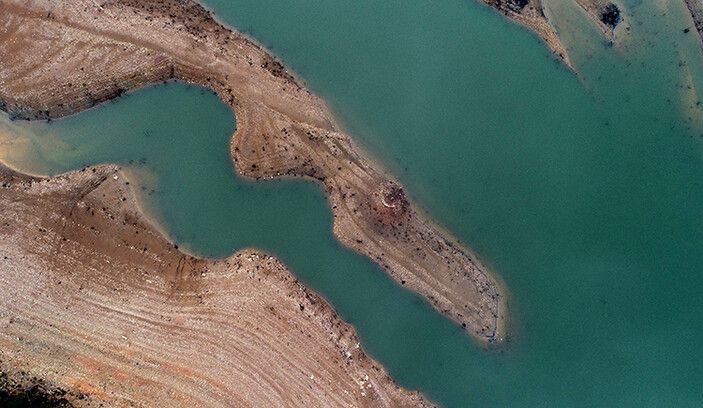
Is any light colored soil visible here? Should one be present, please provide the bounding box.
[0,163,432,407]
[0,0,507,344]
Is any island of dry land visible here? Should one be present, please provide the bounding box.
[0,0,509,405]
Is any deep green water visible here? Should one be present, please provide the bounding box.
[1,0,703,406]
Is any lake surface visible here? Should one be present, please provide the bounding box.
[2,0,703,406]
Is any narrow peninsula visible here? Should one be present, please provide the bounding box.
[0,164,431,407]
[0,0,507,343]
[0,0,508,405]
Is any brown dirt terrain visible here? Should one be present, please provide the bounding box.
[0,163,432,407]
[684,0,703,45]
[0,0,507,343]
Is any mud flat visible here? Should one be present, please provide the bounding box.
[0,163,432,407]
[0,0,507,343]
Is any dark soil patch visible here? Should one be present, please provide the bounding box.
[601,3,621,28]
[0,372,75,408]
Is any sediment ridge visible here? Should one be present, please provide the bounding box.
[0,163,432,407]
[0,0,507,343]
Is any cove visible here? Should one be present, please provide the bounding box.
[0,82,492,406]
[2,0,703,406]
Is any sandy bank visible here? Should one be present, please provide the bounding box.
[0,0,507,344]
[0,163,432,407]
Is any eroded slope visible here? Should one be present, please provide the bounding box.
[0,164,431,407]
[0,0,507,343]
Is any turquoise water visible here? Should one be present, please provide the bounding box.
[2,0,703,405]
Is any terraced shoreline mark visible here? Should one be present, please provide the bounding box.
[0,163,432,407]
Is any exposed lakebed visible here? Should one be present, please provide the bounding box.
[2,0,703,405]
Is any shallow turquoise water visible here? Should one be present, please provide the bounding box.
[2,0,703,406]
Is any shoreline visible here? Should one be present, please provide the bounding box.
[0,81,509,342]
[0,162,434,407]
[0,0,507,344]
[480,0,623,69]
[480,0,574,69]
[684,0,703,46]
